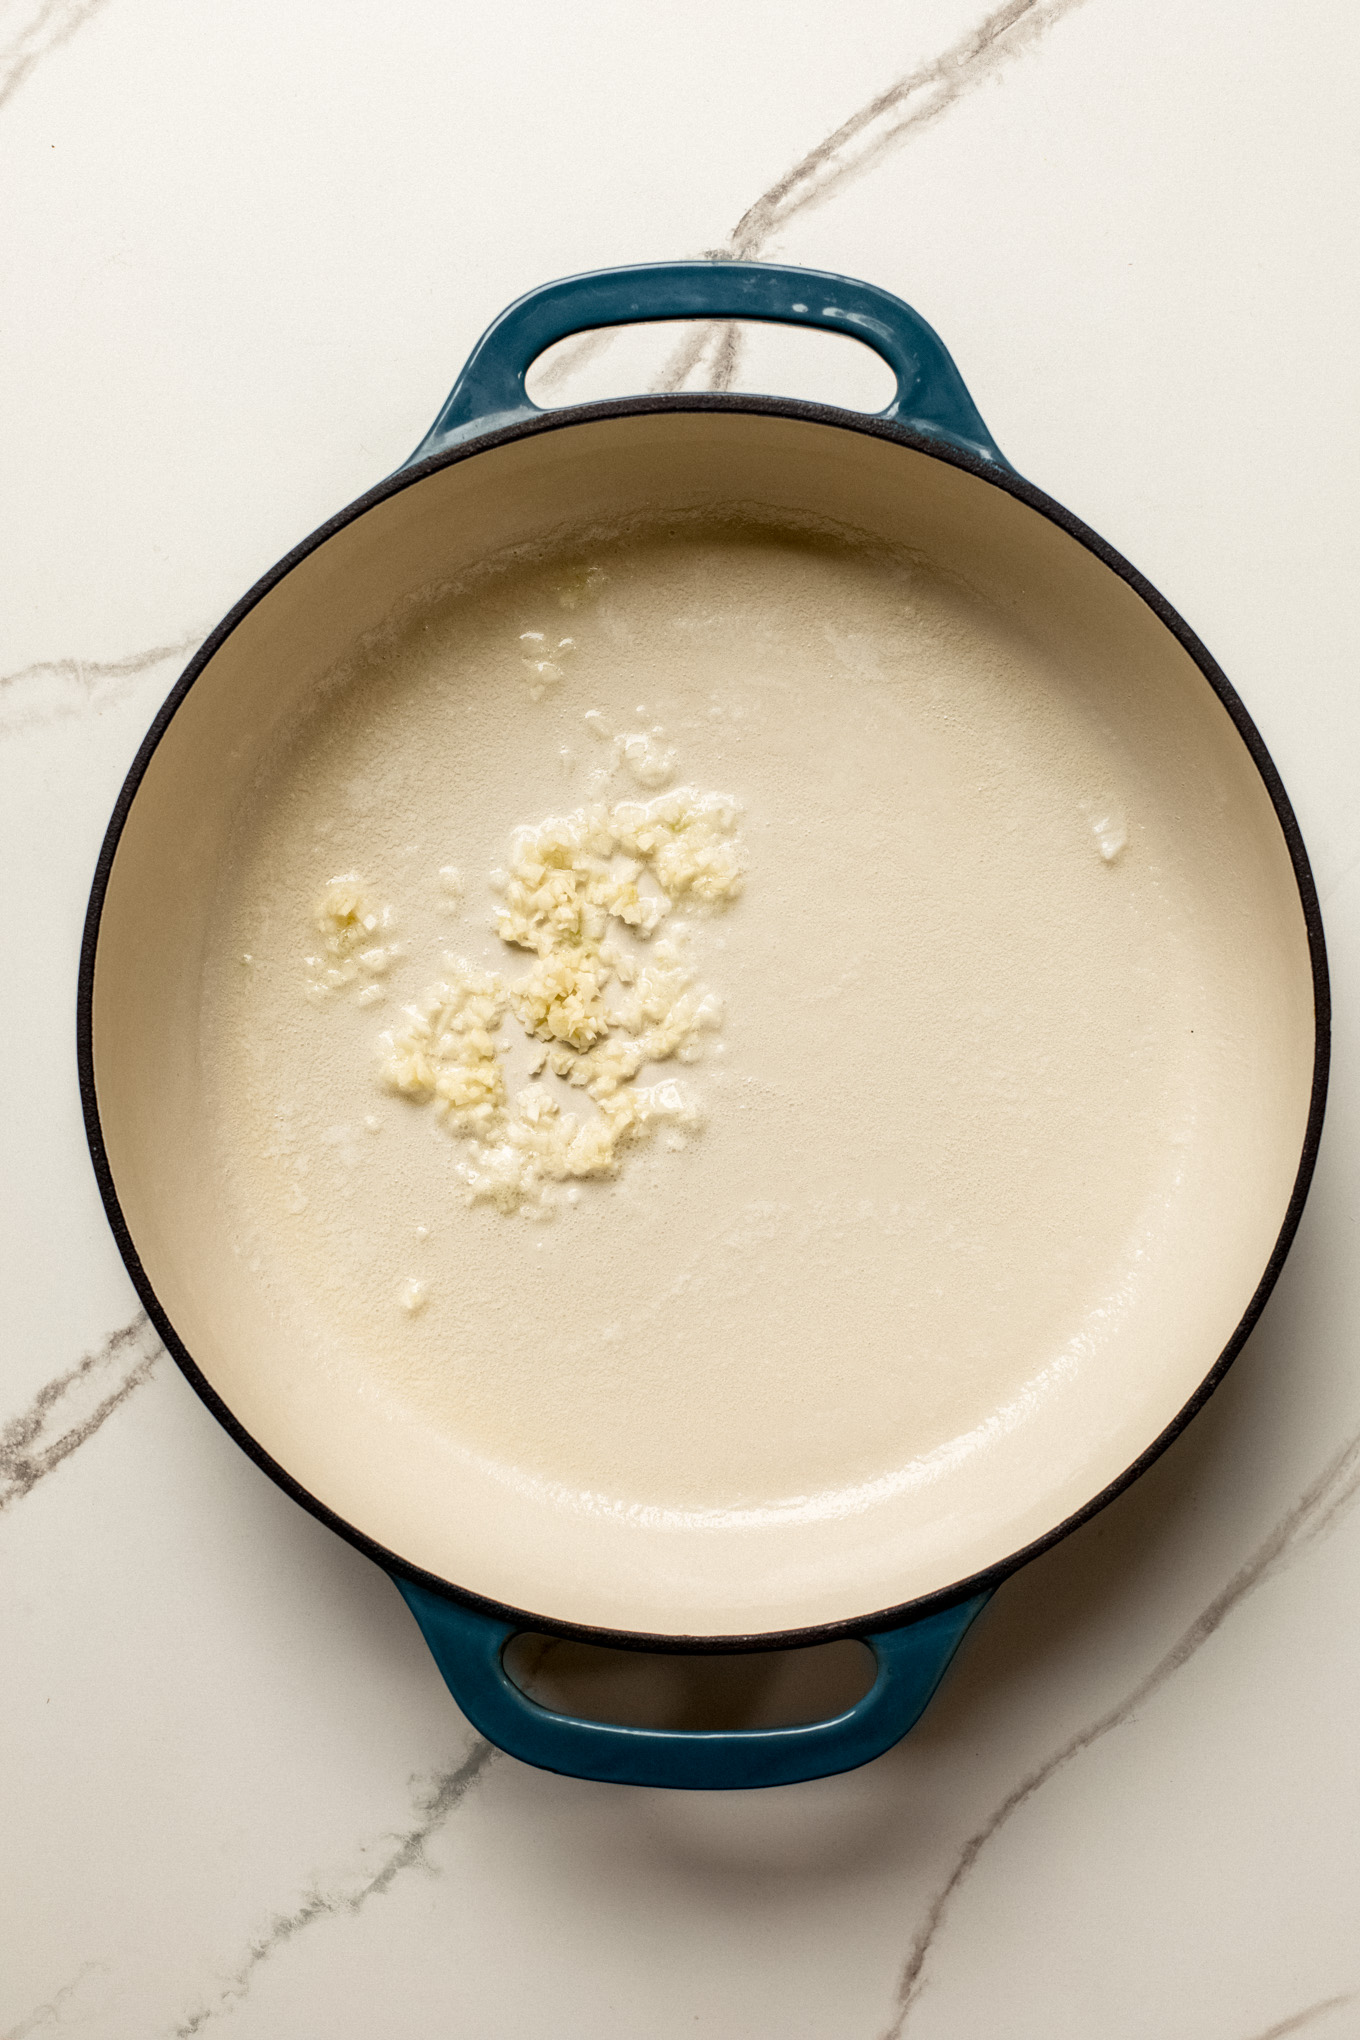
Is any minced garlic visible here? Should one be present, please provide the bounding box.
[379,964,508,1136]
[368,784,742,1217]
[509,950,612,1050]
[457,1077,701,1215]
[306,875,399,1003]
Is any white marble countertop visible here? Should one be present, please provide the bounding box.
[4,1,1359,2033]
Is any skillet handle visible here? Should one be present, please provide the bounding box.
[392,1576,990,1790]
[404,260,1009,470]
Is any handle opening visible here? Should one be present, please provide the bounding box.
[504,1630,876,1733]
[525,317,899,416]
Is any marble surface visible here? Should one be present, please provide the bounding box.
[3,0,1359,2032]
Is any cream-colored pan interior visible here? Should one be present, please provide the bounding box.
[91,411,1318,1638]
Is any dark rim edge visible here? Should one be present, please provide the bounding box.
[77,390,1331,1656]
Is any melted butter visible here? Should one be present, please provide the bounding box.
[202,520,1201,1521]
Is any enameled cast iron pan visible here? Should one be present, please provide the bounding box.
[79,263,1329,1788]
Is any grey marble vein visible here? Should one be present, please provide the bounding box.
[0,0,110,116]
[1,1962,103,2040]
[878,1426,1360,2037]
[0,628,204,738]
[0,1311,161,1515]
[536,0,1094,405]
[170,1738,495,2036]
[728,0,1093,261]
[653,316,744,398]
[1247,1996,1356,2040]
[689,0,1094,393]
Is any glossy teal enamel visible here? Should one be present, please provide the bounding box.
[394,1579,991,1790]
[404,259,1009,469]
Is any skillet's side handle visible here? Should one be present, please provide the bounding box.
[392,1576,991,1790]
[403,261,1010,471]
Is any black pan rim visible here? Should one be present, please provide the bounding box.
[77,390,1332,1656]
